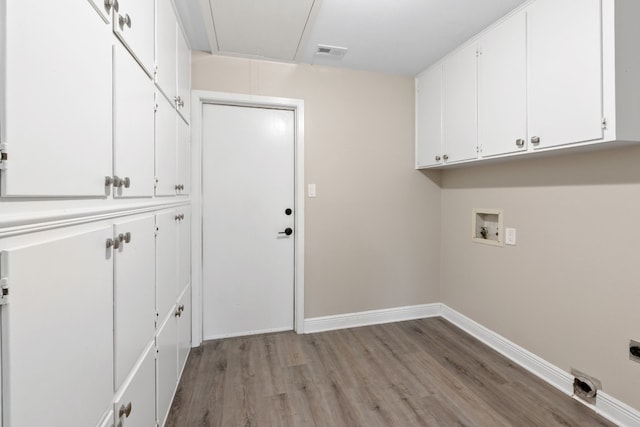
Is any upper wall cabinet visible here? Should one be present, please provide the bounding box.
[527,0,603,149]
[442,43,478,164]
[1,0,112,197]
[156,0,191,123]
[415,65,442,168]
[176,28,192,123]
[477,11,527,157]
[156,0,178,102]
[113,43,155,198]
[415,0,640,169]
[114,0,155,77]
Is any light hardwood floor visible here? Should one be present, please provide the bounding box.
[166,318,616,426]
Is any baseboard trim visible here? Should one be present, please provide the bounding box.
[303,303,640,426]
[440,305,640,427]
[303,303,442,334]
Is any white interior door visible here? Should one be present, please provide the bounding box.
[202,104,294,339]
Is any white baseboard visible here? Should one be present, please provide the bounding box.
[303,303,442,334]
[440,305,640,427]
[303,303,640,427]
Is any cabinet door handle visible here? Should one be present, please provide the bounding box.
[443,154,449,161]
[106,238,115,249]
[123,177,130,188]
[119,13,131,29]
[516,139,525,147]
[175,308,182,317]
[435,155,441,161]
[531,136,541,145]
[178,304,185,313]
[119,402,132,418]
[112,176,123,188]
[105,176,113,186]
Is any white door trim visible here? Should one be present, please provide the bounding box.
[190,90,305,346]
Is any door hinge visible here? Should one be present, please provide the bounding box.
[0,142,8,171]
[601,117,607,130]
[0,277,9,306]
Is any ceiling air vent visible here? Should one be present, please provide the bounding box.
[315,44,348,59]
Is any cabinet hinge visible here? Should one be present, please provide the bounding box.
[0,142,8,171]
[601,117,607,130]
[154,226,159,237]
[154,103,159,113]
[0,277,9,306]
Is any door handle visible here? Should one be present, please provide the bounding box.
[278,228,293,236]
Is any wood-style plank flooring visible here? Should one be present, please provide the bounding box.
[166,318,616,426]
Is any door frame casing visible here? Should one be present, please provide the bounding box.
[190,91,305,346]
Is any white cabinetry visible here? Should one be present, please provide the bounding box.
[0,226,114,427]
[415,0,640,169]
[442,43,478,164]
[156,309,178,426]
[177,286,192,375]
[1,0,112,197]
[178,117,192,195]
[114,344,156,427]
[176,28,191,123]
[155,94,178,196]
[478,11,527,157]
[415,65,442,168]
[114,215,156,389]
[156,0,178,102]
[113,0,155,76]
[527,0,603,149]
[113,43,155,198]
[156,0,191,123]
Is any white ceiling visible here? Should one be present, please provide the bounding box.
[175,0,530,76]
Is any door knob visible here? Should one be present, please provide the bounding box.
[278,228,293,236]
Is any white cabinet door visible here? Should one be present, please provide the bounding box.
[113,43,155,198]
[2,0,112,197]
[113,0,155,76]
[114,215,156,389]
[177,286,192,376]
[156,0,177,102]
[155,94,178,196]
[114,345,156,427]
[1,226,113,427]
[98,410,115,427]
[527,0,603,149]
[177,118,191,195]
[415,65,443,168]
[478,11,527,157]
[177,206,191,295]
[176,28,191,123]
[156,313,178,427]
[156,210,178,320]
[442,43,478,163]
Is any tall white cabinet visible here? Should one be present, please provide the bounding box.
[0,1,192,426]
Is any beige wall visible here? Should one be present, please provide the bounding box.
[441,146,640,410]
[192,52,442,318]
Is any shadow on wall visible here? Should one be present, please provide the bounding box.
[418,169,443,187]
[440,145,640,189]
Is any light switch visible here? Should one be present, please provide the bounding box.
[308,184,316,198]
[505,227,516,245]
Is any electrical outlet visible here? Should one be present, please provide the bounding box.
[630,340,640,363]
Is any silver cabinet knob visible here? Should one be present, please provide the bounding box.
[175,184,180,191]
[531,136,540,145]
[516,139,525,147]
[443,154,449,161]
[106,238,115,249]
[174,96,184,108]
[118,232,132,244]
[123,177,130,188]
[178,304,185,313]
[435,155,441,161]
[118,13,131,29]
[104,0,115,11]
[175,308,182,317]
[119,402,132,418]
[105,176,113,186]
[112,176,123,188]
